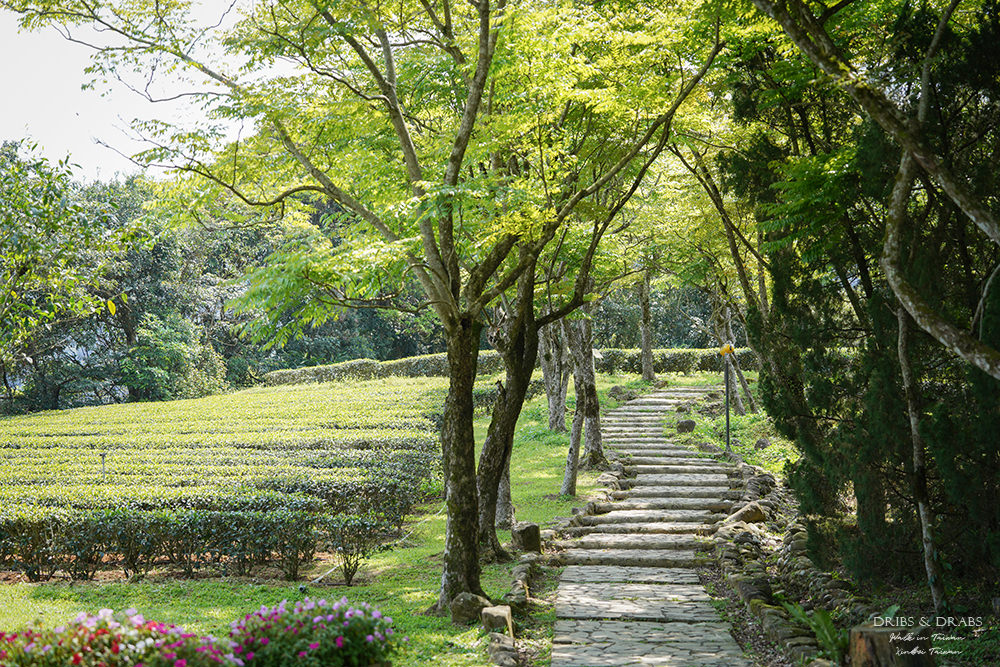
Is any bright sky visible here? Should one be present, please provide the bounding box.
[0,12,157,181]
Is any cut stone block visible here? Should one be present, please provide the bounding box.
[512,522,542,552]
[481,605,514,636]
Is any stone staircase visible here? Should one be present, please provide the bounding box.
[550,387,751,666]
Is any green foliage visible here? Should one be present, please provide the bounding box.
[0,507,391,584]
[0,377,449,581]
[0,141,125,368]
[592,286,713,349]
[680,406,799,476]
[782,601,849,663]
[264,349,758,387]
[324,515,392,586]
[119,313,229,401]
[595,348,759,375]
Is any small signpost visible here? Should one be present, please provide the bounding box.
[720,343,734,453]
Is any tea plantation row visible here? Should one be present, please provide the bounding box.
[0,378,458,582]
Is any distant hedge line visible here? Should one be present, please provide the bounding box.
[594,348,759,374]
[264,348,758,385]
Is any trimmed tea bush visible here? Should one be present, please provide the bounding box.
[0,378,448,582]
[323,516,392,585]
[0,507,395,582]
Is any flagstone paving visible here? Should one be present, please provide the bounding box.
[551,387,752,667]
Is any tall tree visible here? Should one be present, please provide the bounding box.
[0,141,123,397]
[3,0,723,607]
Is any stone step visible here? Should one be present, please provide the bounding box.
[613,453,706,462]
[556,533,708,551]
[563,522,717,536]
[577,509,725,525]
[560,565,702,584]
[605,412,671,417]
[625,464,732,475]
[628,473,733,486]
[604,430,672,436]
[603,413,669,419]
[601,434,680,446]
[620,455,712,465]
[555,582,716,621]
[605,438,684,444]
[611,486,737,499]
[594,498,733,512]
[552,620,751,667]
[607,443,690,451]
[559,549,707,568]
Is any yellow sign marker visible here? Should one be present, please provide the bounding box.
[720,344,734,356]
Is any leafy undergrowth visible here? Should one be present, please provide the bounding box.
[0,372,650,666]
[671,373,799,476]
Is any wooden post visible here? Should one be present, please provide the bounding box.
[849,624,935,666]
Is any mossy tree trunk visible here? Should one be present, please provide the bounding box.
[477,262,538,561]
[436,315,488,610]
[565,309,606,469]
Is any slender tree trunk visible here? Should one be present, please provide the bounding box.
[724,353,746,416]
[435,316,487,611]
[566,313,607,469]
[496,454,514,529]
[561,374,586,496]
[713,303,745,416]
[1,360,13,404]
[477,263,537,561]
[724,308,758,413]
[476,360,534,560]
[639,269,655,381]
[897,307,948,614]
[539,319,571,431]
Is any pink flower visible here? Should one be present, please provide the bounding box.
[260,638,269,645]
[175,660,188,667]
[335,636,344,648]
[309,642,319,650]
[246,652,254,660]
[298,651,307,658]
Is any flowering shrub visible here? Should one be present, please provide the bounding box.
[0,608,242,667]
[0,599,402,667]
[229,598,401,666]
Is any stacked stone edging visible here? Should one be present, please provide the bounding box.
[709,439,870,666]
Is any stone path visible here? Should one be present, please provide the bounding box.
[551,387,751,666]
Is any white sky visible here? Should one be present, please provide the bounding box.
[0,12,156,181]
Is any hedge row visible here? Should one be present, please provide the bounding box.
[264,352,505,385]
[264,348,759,385]
[593,347,759,374]
[0,507,390,582]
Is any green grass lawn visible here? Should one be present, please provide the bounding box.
[0,371,652,665]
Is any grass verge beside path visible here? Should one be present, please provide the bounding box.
[0,372,649,666]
